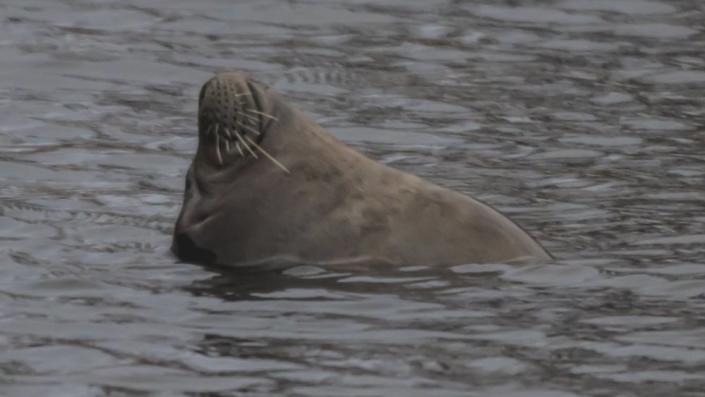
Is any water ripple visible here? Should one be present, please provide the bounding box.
[1,0,704,395]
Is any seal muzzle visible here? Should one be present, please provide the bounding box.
[198,72,287,172]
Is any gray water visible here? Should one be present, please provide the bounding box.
[1,0,704,396]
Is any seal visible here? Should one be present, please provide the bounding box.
[172,71,551,267]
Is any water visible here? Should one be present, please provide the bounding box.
[1,0,704,395]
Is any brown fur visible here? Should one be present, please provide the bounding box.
[172,72,552,267]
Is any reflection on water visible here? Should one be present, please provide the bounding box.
[1,0,704,395]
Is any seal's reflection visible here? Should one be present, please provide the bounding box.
[183,261,354,301]
[182,259,466,301]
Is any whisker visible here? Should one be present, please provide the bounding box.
[214,133,223,166]
[235,141,244,156]
[224,138,231,153]
[233,129,258,159]
[237,111,260,124]
[246,109,278,121]
[235,120,261,136]
[245,136,290,174]
[222,126,233,139]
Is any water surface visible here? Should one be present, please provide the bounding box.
[1,0,705,396]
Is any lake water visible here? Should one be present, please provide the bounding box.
[1,0,704,396]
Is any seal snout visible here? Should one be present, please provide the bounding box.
[198,73,266,166]
[197,72,289,173]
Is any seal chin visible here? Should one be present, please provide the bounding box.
[197,72,279,169]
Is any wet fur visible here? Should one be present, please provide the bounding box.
[172,72,552,267]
